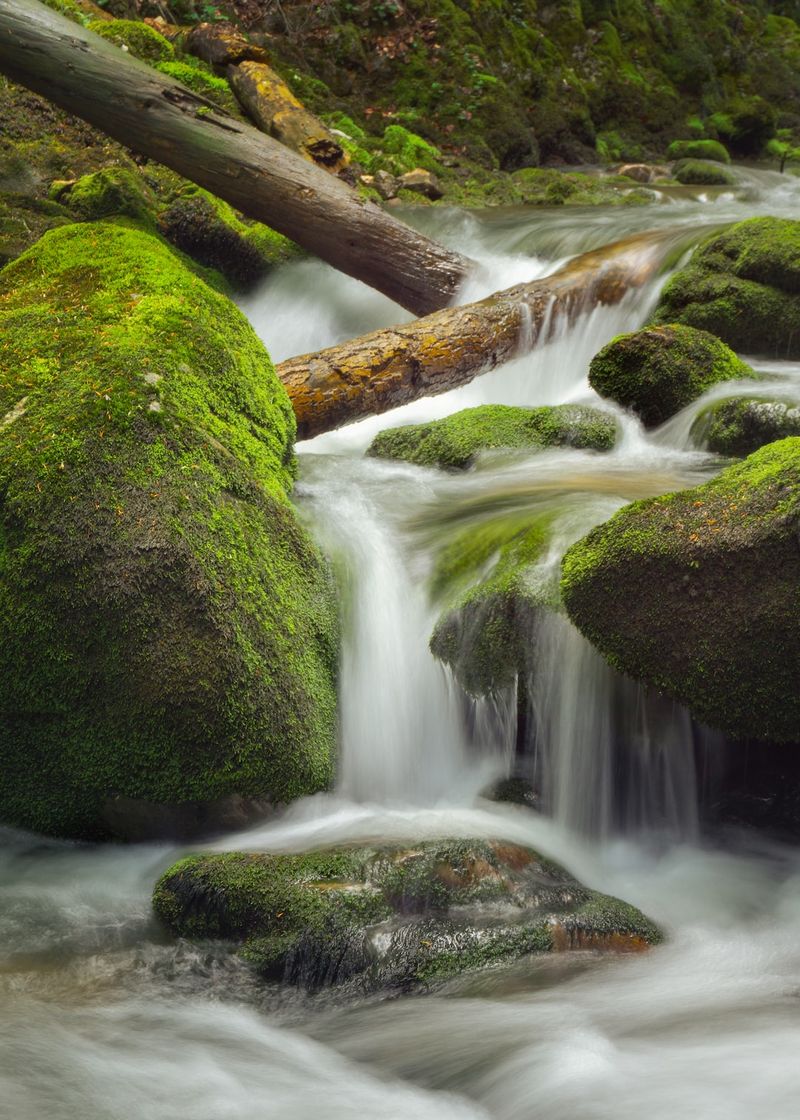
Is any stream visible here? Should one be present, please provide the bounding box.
[2,169,800,1119]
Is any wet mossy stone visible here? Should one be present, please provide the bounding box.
[153,840,662,993]
[0,222,338,840]
[589,324,756,428]
[368,404,618,471]
[667,139,730,164]
[654,218,800,357]
[672,159,735,186]
[561,438,800,742]
[692,397,800,457]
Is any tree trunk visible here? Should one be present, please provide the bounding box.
[0,0,474,316]
[227,60,348,173]
[277,232,670,440]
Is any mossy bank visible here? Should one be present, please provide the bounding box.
[0,221,338,840]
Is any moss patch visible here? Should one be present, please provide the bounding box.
[667,139,731,163]
[693,397,800,456]
[87,19,175,62]
[0,222,338,839]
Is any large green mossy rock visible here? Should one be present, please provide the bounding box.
[692,397,800,457]
[654,218,800,357]
[153,840,661,993]
[672,159,735,186]
[589,324,756,428]
[561,438,800,742]
[0,222,338,840]
[368,404,618,471]
[667,139,730,164]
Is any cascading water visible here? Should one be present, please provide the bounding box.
[3,172,800,1120]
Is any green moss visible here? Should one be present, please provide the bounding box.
[589,324,757,428]
[667,138,731,163]
[153,838,662,991]
[673,159,736,186]
[154,60,241,117]
[654,218,800,356]
[561,437,800,741]
[66,167,156,225]
[379,124,444,174]
[692,397,800,456]
[0,222,338,839]
[368,404,618,471]
[87,19,174,62]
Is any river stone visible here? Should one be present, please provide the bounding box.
[0,221,338,840]
[692,397,800,457]
[153,840,662,993]
[561,437,800,742]
[369,404,618,470]
[672,159,735,186]
[653,217,800,357]
[588,324,756,428]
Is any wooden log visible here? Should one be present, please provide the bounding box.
[186,21,269,66]
[0,0,474,316]
[277,232,672,440]
[227,59,348,172]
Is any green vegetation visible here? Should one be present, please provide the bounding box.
[655,218,800,356]
[0,222,338,839]
[368,404,618,470]
[153,839,662,990]
[673,159,736,185]
[692,397,800,456]
[667,139,731,163]
[154,59,242,117]
[87,18,175,62]
[561,438,800,742]
[589,324,756,428]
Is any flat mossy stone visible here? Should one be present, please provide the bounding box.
[561,438,800,742]
[153,840,662,992]
[0,222,338,840]
[692,397,800,457]
[368,404,618,471]
[672,159,735,186]
[654,218,800,356]
[589,324,756,428]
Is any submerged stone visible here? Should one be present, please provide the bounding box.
[561,438,800,742]
[153,840,662,993]
[588,324,756,428]
[0,222,338,840]
[692,397,800,457]
[368,404,618,471]
[654,217,800,357]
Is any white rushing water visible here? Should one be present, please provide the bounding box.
[2,170,800,1119]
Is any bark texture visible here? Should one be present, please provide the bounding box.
[277,233,670,439]
[0,0,473,315]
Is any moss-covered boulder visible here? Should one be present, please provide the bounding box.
[654,218,800,357]
[561,438,800,742]
[368,404,618,471]
[0,222,338,840]
[589,324,756,428]
[153,840,661,992]
[667,139,730,163]
[672,159,735,186]
[64,167,156,225]
[692,397,800,457]
[87,18,174,62]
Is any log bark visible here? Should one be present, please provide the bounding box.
[227,59,348,172]
[0,0,474,316]
[277,232,671,440]
[186,21,269,67]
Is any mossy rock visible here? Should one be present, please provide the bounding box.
[561,438,800,742]
[153,840,662,992]
[0,222,338,840]
[87,18,174,62]
[667,139,730,163]
[589,324,756,428]
[66,167,156,225]
[368,404,618,471]
[692,397,800,457]
[672,159,735,186]
[654,218,800,357]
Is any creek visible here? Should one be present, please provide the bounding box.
[2,170,800,1119]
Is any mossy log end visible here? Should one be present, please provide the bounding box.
[0,0,473,315]
[278,233,667,440]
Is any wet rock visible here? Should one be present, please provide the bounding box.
[153,840,662,993]
[672,159,735,186]
[374,169,399,200]
[561,437,800,742]
[398,168,444,200]
[617,163,658,183]
[692,397,800,456]
[589,324,756,428]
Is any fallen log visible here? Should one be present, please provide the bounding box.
[0,0,473,315]
[277,232,673,440]
[227,59,348,172]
